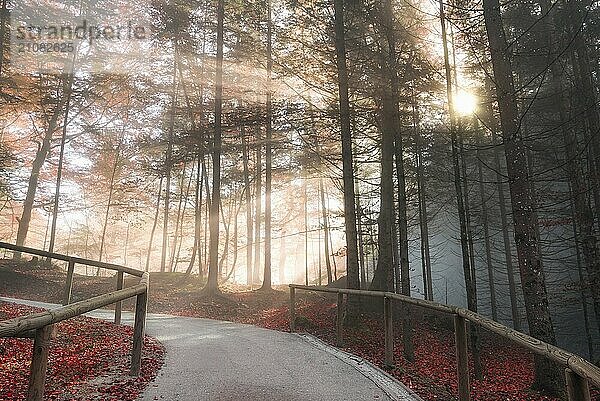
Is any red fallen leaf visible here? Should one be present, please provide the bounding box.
[244,300,599,401]
[0,301,165,401]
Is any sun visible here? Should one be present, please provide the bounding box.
[454,90,477,116]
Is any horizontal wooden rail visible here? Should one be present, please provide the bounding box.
[0,242,144,277]
[0,275,148,337]
[290,284,456,314]
[290,284,600,401]
[0,272,149,401]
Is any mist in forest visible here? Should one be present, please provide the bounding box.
[1,0,599,379]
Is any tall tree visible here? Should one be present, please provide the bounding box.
[439,0,481,377]
[368,0,397,293]
[98,129,125,264]
[261,0,273,291]
[161,56,177,273]
[242,127,253,285]
[47,72,74,257]
[475,124,497,321]
[332,0,360,321]
[482,0,560,391]
[413,101,433,301]
[14,76,68,258]
[204,0,225,295]
[565,0,600,338]
[254,126,262,286]
[483,80,521,330]
[319,177,332,284]
[179,46,207,276]
[146,177,163,272]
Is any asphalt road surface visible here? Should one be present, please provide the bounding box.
[1,296,421,401]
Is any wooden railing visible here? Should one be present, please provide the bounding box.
[0,242,149,401]
[289,284,600,401]
[0,241,145,323]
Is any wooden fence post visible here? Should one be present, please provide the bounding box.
[384,296,394,368]
[26,324,54,401]
[565,368,591,401]
[454,314,470,401]
[289,286,296,332]
[62,259,75,306]
[114,271,124,324]
[336,292,344,347]
[130,290,148,376]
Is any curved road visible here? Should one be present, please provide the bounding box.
[1,297,420,401]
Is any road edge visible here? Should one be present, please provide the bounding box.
[296,333,424,401]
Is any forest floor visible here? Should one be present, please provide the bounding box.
[1,259,598,401]
[0,301,164,401]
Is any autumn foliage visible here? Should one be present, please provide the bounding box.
[1,266,598,401]
[0,302,164,401]
[216,296,599,401]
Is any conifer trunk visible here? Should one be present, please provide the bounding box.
[483,0,560,391]
[332,0,360,320]
[204,0,224,295]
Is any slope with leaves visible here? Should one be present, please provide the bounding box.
[0,302,164,401]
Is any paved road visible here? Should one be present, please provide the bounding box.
[1,296,421,401]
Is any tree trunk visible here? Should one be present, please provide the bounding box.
[242,125,253,285]
[391,199,400,294]
[484,77,520,329]
[476,126,497,321]
[356,178,367,289]
[369,126,394,292]
[459,127,483,379]
[186,155,203,275]
[541,0,600,339]
[254,126,262,286]
[460,133,478,311]
[570,184,595,360]
[369,0,401,294]
[414,102,433,300]
[177,38,206,277]
[15,135,52,255]
[327,188,338,281]
[566,0,600,336]
[146,177,164,272]
[162,55,177,273]
[261,0,273,291]
[319,178,333,284]
[369,223,376,282]
[124,223,129,265]
[231,194,240,282]
[48,72,75,257]
[394,125,414,362]
[221,194,244,284]
[568,0,600,230]
[203,176,209,277]
[278,230,286,284]
[318,194,322,284]
[304,178,309,285]
[99,134,123,265]
[14,77,65,258]
[218,197,233,278]
[482,0,560,391]
[200,157,211,277]
[333,0,360,322]
[394,134,409,298]
[172,163,193,272]
[170,166,187,271]
[439,0,481,378]
[204,0,224,295]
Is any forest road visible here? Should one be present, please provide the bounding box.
[1,297,421,401]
